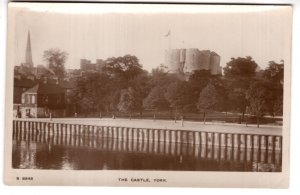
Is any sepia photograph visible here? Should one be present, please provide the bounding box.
[4,2,292,187]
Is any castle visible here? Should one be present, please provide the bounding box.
[165,48,222,75]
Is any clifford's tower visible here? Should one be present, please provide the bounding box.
[24,31,33,67]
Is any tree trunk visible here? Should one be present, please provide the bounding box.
[256,116,260,128]
[174,107,177,123]
[203,112,206,125]
[139,110,143,119]
[242,111,245,122]
[181,116,184,127]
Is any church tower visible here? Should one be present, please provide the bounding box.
[25,31,33,67]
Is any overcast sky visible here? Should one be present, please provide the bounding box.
[11,3,291,71]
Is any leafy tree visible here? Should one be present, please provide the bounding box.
[43,48,68,78]
[149,65,179,88]
[70,72,110,114]
[225,78,249,114]
[143,86,169,111]
[182,104,198,113]
[164,81,192,118]
[246,81,268,127]
[128,73,151,116]
[77,97,95,116]
[263,60,284,116]
[197,83,221,122]
[187,70,213,103]
[117,88,139,118]
[224,56,258,78]
[264,60,284,85]
[223,56,258,117]
[188,70,228,109]
[273,95,283,116]
[103,55,143,86]
[188,70,212,84]
[262,81,283,117]
[104,90,121,114]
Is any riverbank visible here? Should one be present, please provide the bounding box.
[15,117,282,136]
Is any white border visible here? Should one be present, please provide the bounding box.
[1,0,300,194]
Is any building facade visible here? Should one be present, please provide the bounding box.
[80,58,105,72]
[20,83,66,118]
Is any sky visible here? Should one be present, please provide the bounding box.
[11,3,292,71]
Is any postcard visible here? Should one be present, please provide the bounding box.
[4,2,292,187]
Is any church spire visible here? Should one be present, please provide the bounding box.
[25,31,33,67]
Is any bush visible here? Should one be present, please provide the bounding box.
[182,104,198,113]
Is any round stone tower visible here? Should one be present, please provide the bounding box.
[183,48,200,74]
[165,49,181,73]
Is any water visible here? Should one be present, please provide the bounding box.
[12,132,282,172]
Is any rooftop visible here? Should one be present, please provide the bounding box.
[24,83,64,94]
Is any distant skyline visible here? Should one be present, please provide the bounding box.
[12,3,291,71]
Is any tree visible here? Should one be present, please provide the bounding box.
[128,73,151,117]
[164,81,192,119]
[104,90,121,114]
[77,97,95,116]
[43,48,68,78]
[264,60,284,85]
[246,81,268,127]
[224,56,258,78]
[187,70,228,108]
[103,55,144,86]
[197,83,221,122]
[143,86,169,111]
[70,72,110,115]
[187,70,213,103]
[263,60,284,116]
[117,88,139,119]
[223,56,258,117]
[149,64,180,88]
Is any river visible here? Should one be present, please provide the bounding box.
[12,132,281,172]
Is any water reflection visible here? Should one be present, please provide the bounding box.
[12,131,282,172]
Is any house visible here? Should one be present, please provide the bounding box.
[20,83,66,118]
[13,77,37,118]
